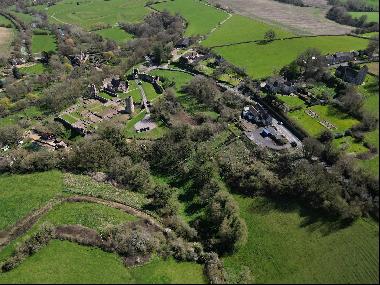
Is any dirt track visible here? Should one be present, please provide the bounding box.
[208,0,353,35]
[0,27,12,56]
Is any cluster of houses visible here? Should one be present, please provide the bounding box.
[241,104,289,146]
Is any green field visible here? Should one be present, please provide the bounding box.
[19,63,46,75]
[34,202,137,232]
[333,136,369,154]
[9,11,35,24]
[95,27,133,43]
[287,108,327,137]
[0,106,43,128]
[212,36,369,79]
[0,171,63,231]
[223,196,379,284]
[0,240,206,284]
[202,14,294,47]
[31,34,57,54]
[310,105,360,133]
[277,95,304,108]
[0,15,13,27]
[360,74,379,118]
[152,0,228,36]
[35,0,150,30]
[349,12,379,23]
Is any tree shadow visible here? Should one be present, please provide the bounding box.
[246,195,353,236]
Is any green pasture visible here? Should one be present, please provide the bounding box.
[223,195,379,284]
[310,105,360,133]
[0,15,13,27]
[202,14,294,47]
[212,36,369,78]
[34,0,150,30]
[0,106,43,128]
[0,241,206,284]
[152,0,229,36]
[349,12,379,23]
[287,108,326,137]
[9,11,35,24]
[360,74,379,118]
[19,63,46,75]
[0,171,63,231]
[277,95,304,108]
[332,136,369,154]
[95,27,133,43]
[34,202,137,232]
[31,34,57,54]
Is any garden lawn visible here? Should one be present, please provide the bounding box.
[0,171,63,231]
[202,14,294,47]
[19,63,46,75]
[287,108,326,137]
[223,195,379,284]
[152,0,228,36]
[277,95,304,108]
[0,240,206,284]
[34,0,150,30]
[212,36,369,78]
[95,27,133,43]
[0,106,43,128]
[332,136,368,154]
[349,12,379,23]
[310,105,360,133]
[360,74,379,118]
[0,15,13,27]
[366,62,379,76]
[31,34,57,54]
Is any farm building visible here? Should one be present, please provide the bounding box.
[262,77,297,95]
[335,65,368,85]
[242,104,273,126]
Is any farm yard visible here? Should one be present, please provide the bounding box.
[212,35,369,78]
[151,0,229,36]
[33,0,150,30]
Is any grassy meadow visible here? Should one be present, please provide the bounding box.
[19,63,46,75]
[34,0,150,30]
[223,195,379,284]
[0,171,63,231]
[212,36,369,78]
[202,14,294,47]
[31,34,57,54]
[0,241,207,284]
[349,12,379,23]
[95,27,133,43]
[152,0,229,36]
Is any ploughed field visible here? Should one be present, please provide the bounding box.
[208,0,353,35]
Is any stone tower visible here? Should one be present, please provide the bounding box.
[125,96,134,114]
